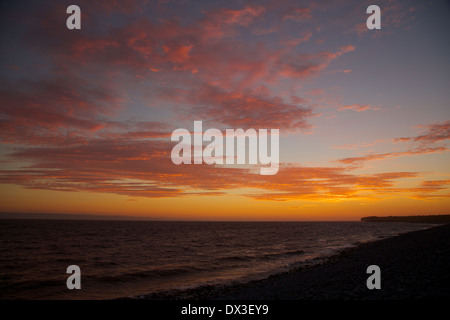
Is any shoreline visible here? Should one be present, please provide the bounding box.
[137,223,450,300]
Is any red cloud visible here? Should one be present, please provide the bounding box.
[4,1,440,204]
[206,5,266,26]
[0,76,120,145]
[162,85,313,130]
[334,120,450,165]
[280,32,312,47]
[6,1,355,141]
[277,45,354,78]
[282,7,312,21]
[394,121,450,144]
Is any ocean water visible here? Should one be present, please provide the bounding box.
[0,219,434,300]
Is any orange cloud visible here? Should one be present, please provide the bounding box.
[1,126,447,203]
[419,180,450,191]
[338,104,371,112]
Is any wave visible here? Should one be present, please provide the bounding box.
[218,249,305,262]
[93,266,209,283]
[0,277,64,292]
[90,249,306,284]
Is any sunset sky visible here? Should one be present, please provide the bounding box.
[0,0,449,220]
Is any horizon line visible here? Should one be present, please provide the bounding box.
[0,211,363,222]
[1,211,448,222]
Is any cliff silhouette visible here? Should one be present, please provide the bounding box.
[361,215,450,224]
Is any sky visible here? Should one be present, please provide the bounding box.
[0,0,449,221]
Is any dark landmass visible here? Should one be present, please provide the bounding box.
[361,215,450,224]
[142,224,450,300]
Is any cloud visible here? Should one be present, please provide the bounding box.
[334,120,450,165]
[335,146,448,165]
[418,180,450,192]
[394,121,450,144]
[4,1,356,135]
[348,0,420,36]
[333,139,389,150]
[338,104,371,112]
[205,5,266,28]
[282,7,312,21]
[3,0,360,163]
[161,85,314,130]
[0,75,122,146]
[0,140,428,201]
[2,0,443,206]
[276,45,355,79]
[410,194,450,200]
[280,32,312,47]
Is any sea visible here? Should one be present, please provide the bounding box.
[0,219,435,300]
